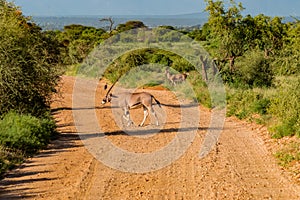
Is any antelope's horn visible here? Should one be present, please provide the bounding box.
[104,74,122,97]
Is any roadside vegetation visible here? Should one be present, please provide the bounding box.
[0,1,63,176]
[0,0,299,178]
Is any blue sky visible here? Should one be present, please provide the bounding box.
[11,0,300,17]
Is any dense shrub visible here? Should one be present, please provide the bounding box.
[275,142,300,167]
[0,111,56,155]
[268,77,300,138]
[0,1,62,117]
[0,2,61,176]
[116,21,147,32]
[188,71,211,107]
[56,24,106,64]
[272,21,300,76]
[0,146,24,176]
[226,88,271,121]
[234,50,274,88]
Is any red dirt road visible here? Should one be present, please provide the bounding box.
[0,76,299,199]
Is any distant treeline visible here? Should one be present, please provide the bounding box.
[32,15,208,31]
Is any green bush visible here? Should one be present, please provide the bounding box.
[275,142,300,167]
[234,49,274,88]
[273,21,300,76]
[268,76,300,138]
[188,71,211,107]
[0,146,24,176]
[251,98,270,115]
[226,88,270,121]
[0,1,62,117]
[0,111,56,155]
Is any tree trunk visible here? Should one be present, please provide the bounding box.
[200,55,208,82]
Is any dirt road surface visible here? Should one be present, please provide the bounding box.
[0,76,299,199]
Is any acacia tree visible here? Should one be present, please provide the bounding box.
[204,0,247,71]
[99,17,115,33]
[116,21,147,32]
[272,20,300,75]
[203,0,290,87]
[253,15,286,57]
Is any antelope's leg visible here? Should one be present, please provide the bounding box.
[172,79,176,86]
[139,106,148,126]
[123,108,133,126]
[150,106,159,126]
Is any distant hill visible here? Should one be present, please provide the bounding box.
[282,16,300,23]
[162,12,209,19]
[31,12,299,31]
[31,12,209,31]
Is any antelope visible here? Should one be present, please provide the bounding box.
[101,79,161,127]
[165,68,188,86]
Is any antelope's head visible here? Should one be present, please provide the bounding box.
[101,93,112,104]
[101,75,121,105]
[165,68,170,74]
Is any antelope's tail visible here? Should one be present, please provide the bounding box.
[152,96,161,108]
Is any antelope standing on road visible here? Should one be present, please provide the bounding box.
[101,81,161,127]
[165,68,188,86]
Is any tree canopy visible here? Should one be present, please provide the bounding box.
[0,0,62,117]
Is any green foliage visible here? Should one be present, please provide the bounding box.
[268,77,300,138]
[160,30,182,42]
[56,24,106,64]
[198,0,300,143]
[253,15,286,55]
[187,29,203,41]
[252,98,270,115]
[147,53,172,66]
[0,1,62,117]
[275,142,300,167]
[65,64,81,76]
[0,0,61,176]
[117,64,165,88]
[188,71,211,107]
[202,0,289,87]
[226,88,271,121]
[116,21,147,32]
[171,56,194,72]
[225,76,300,138]
[204,0,246,65]
[234,49,274,88]
[272,21,300,75]
[102,48,194,82]
[0,146,24,177]
[0,111,56,155]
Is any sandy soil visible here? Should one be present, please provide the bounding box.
[0,75,299,200]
